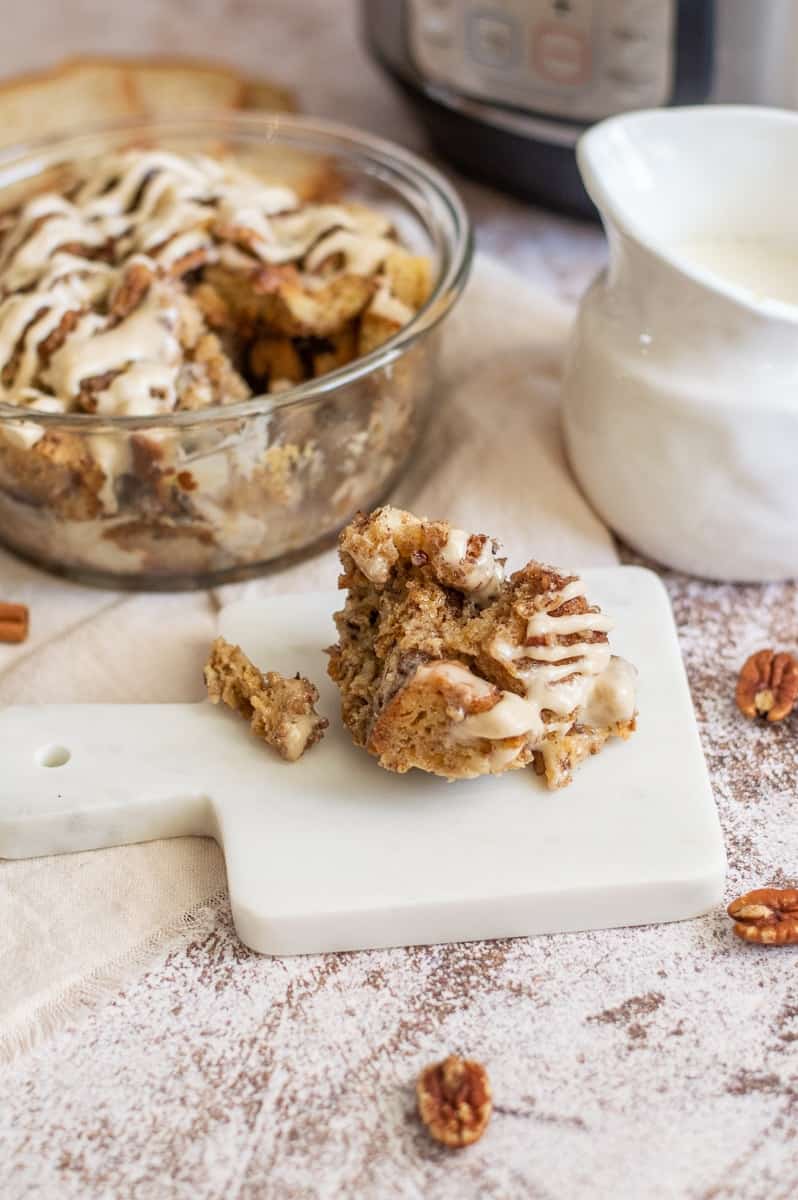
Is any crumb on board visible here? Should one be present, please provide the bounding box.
[204,636,327,761]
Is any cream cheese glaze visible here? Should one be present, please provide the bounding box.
[332,506,638,787]
[344,510,635,758]
[416,575,636,754]
[347,510,507,601]
[415,660,498,699]
[47,282,181,402]
[0,148,412,427]
[434,527,505,605]
[368,278,415,326]
[580,655,637,728]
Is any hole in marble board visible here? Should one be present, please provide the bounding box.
[35,744,71,768]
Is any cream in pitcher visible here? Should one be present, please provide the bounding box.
[672,235,798,307]
[561,106,798,583]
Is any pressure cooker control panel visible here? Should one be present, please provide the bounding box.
[408,0,676,121]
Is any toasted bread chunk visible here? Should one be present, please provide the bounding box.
[204,636,327,762]
[328,507,637,788]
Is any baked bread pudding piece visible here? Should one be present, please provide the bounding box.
[0,149,431,577]
[205,636,327,761]
[327,507,637,788]
[0,149,430,420]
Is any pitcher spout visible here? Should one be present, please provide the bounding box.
[579,105,798,325]
[562,105,798,583]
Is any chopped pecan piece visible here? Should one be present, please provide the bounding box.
[417,1055,492,1148]
[76,369,121,412]
[168,247,209,278]
[39,308,81,363]
[176,470,197,492]
[735,649,798,722]
[109,260,155,321]
[57,239,115,263]
[728,888,798,945]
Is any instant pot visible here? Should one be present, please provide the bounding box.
[362,0,798,215]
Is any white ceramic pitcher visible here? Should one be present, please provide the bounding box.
[561,106,798,582]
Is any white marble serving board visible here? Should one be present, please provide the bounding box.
[0,567,725,955]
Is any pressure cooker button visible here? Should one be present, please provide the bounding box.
[419,10,454,47]
[606,77,652,107]
[549,0,594,23]
[468,13,519,67]
[611,40,664,76]
[610,26,645,44]
[532,27,591,85]
[607,67,648,85]
[608,0,671,37]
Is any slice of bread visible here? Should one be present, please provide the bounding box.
[0,55,297,149]
[0,56,341,198]
[126,58,247,114]
[0,61,139,146]
[241,76,296,113]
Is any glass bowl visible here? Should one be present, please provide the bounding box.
[0,115,472,589]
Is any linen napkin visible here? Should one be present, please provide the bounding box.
[0,253,615,1056]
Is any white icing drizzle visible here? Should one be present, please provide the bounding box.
[346,511,634,763]
[0,202,124,292]
[217,243,259,272]
[271,207,362,264]
[526,608,614,639]
[457,690,542,741]
[305,228,397,277]
[0,149,414,428]
[1,394,61,449]
[89,434,131,513]
[367,277,415,326]
[416,660,497,699]
[434,526,505,605]
[437,528,468,567]
[580,655,637,727]
[157,228,215,269]
[94,361,180,417]
[415,577,636,759]
[46,284,180,401]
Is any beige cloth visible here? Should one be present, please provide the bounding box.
[0,253,615,1055]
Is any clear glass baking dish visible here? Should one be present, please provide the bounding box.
[0,115,472,589]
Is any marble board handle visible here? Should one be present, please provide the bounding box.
[0,702,222,858]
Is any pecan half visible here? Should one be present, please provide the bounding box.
[168,247,209,279]
[727,888,798,945]
[417,1055,492,1148]
[735,649,798,722]
[75,369,121,412]
[39,308,81,363]
[109,260,154,321]
[0,601,29,644]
